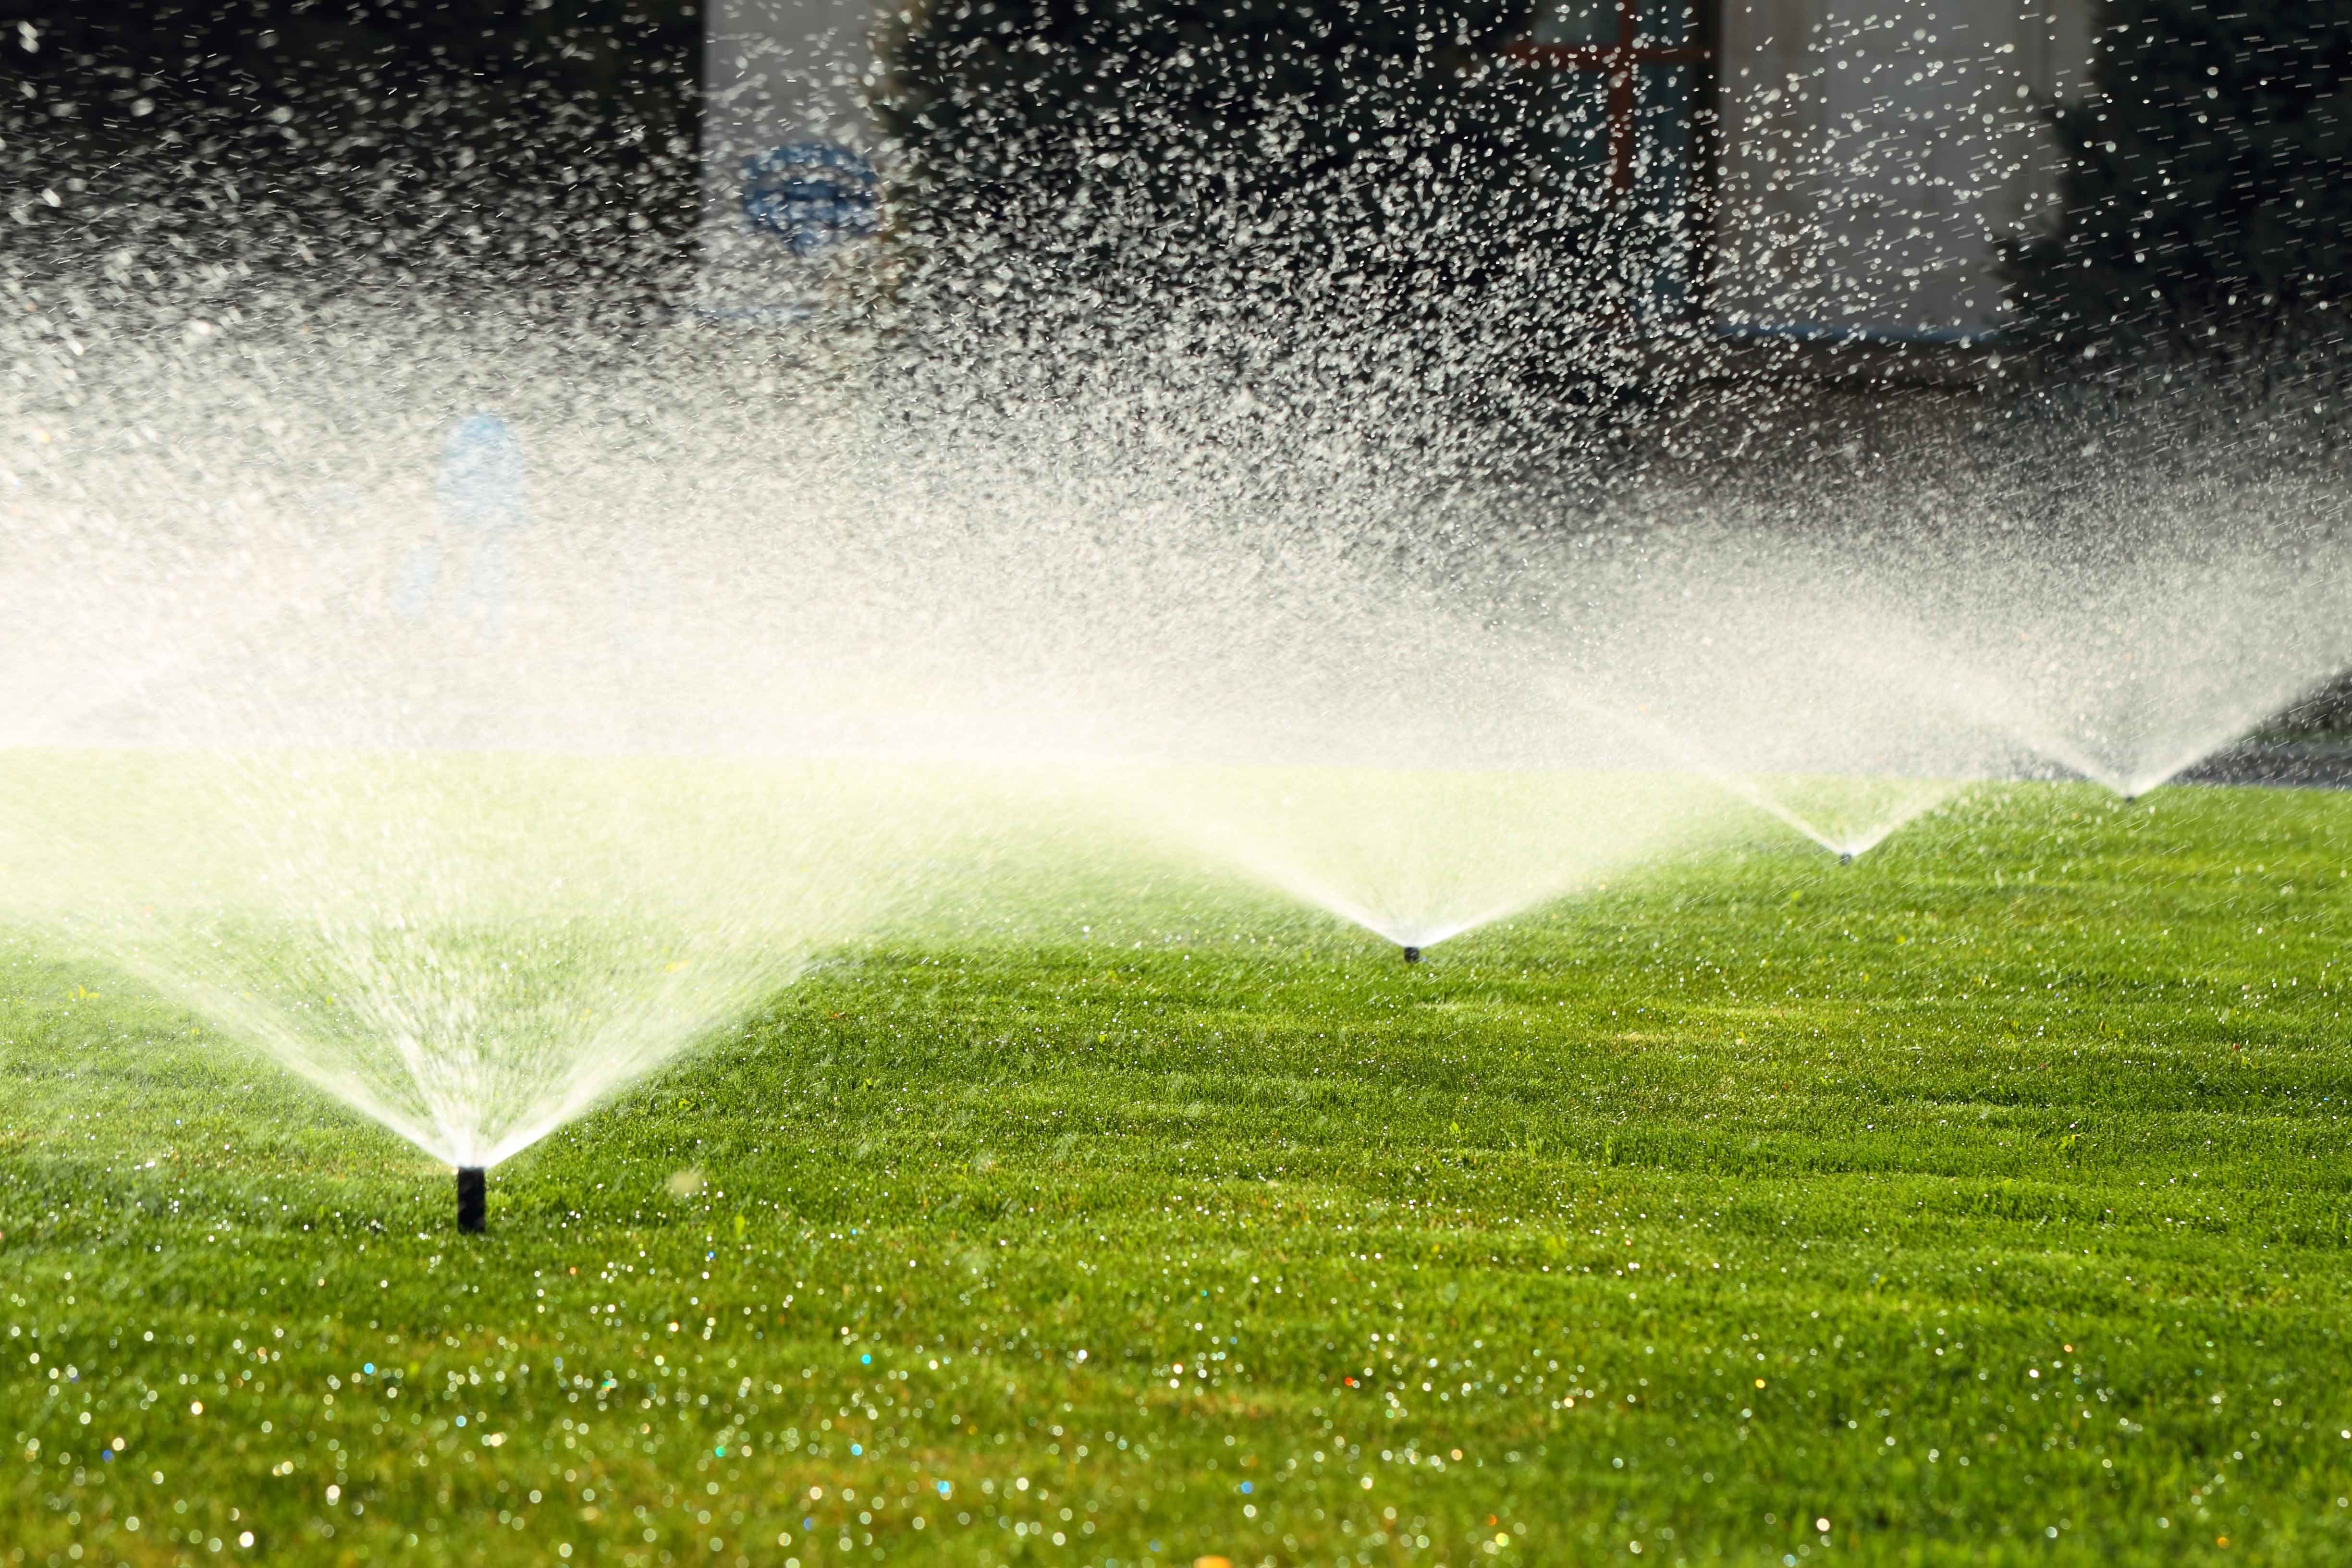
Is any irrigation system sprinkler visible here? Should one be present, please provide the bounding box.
[1839,852,1854,865]
[1401,945,1422,964]
[457,1167,487,1233]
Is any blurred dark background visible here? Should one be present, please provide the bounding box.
[2,0,2347,365]
[2003,0,2352,367]
[0,0,705,288]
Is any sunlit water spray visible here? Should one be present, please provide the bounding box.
[1508,462,2352,843]
[1951,546,2352,800]
[1,748,927,1174]
[1532,676,1968,863]
[9,245,2351,1223]
[0,385,986,1219]
[1106,762,1742,956]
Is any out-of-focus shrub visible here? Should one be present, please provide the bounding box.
[0,1,701,294]
[2005,0,2352,370]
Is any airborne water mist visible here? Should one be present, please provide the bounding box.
[7,2,2352,1175]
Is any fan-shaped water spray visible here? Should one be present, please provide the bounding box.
[9,232,2351,1230]
[1,749,929,1178]
[1106,761,1743,957]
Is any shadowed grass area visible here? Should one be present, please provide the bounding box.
[3,781,2352,1567]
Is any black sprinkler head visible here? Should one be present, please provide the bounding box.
[1401,945,1422,964]
[456,1166,487,1234]
[1838,852,1854,865]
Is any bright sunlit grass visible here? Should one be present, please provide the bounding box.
[4,781,2351,1566]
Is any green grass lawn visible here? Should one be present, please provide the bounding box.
[5,782,2352,1568]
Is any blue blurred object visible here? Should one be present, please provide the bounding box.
[404,413,529,635]
[437,414,529,538]
[741,142,881,257]
[392,542,440,620]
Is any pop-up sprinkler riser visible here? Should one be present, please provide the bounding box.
[457,1167,486,1233]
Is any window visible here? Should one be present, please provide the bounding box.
[1505,1,1709,301]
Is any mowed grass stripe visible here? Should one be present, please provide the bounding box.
[1,781,2350,1565]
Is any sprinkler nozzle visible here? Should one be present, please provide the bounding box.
[456,1166,487,1234]
[1838,851,1854,865]
[1401,945,1422,964]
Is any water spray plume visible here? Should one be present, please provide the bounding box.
[6,49,2351,1202]
[13,313,2348,1183]
[3,746,937,1172]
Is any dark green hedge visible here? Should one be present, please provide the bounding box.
[0,1,702,289]
[2005,0,2352,366]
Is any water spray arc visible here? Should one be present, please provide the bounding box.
[14,210,2352,1225]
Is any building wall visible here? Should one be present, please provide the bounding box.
[1711,0,2100,339]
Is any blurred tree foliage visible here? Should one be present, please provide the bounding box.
[0,0,701,288]
[877,0,1530,232]
[872,0,1687,438]
[2006,0,2352,368]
